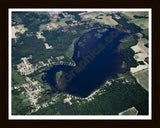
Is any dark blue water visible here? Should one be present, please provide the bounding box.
[43,27,128,98]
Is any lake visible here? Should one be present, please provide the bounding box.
[43,27,128,98]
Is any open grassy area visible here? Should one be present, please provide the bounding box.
[65,37,77,60]
[12,68,26,87]
[33,72,45,83]
[121,61,127,68]
[120,35,137,50]
[95,15,118,25]
[12,92,32,115]
[56,70,63,85]
[121,12,148,20]
[141,29,148,39]
[128,18,148,29]
[65,48,74,60]
[133,69,149,91]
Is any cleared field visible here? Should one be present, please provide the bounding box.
[131,41,148,61]
[57,18,68,26]
[128,18,148,29]
[137,38,148,54]
[130,64,148,74]
[95,15,118,26]
[133,69,149,91]
[81,12,99,20]
[121,12,136,19]
[131,38,148,62]
[36,32,46,41]
[119,106,138,115]
[121,12,148,20]
[80,12,118,25]
[12,24,28,38]
[130,37,149,74]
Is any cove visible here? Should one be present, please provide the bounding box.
[43,27,128,98]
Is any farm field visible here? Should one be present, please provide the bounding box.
[121,11,148,20]
[119,106,138,115]
[95,15,118,25]
[133,69,149,91]
[128,18,148,29]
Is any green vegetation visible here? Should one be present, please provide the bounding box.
[116,20,141,70]
[12,91,32,115]
[56,71,63,85]
[67,12,82,21]
[120,36,137,50]
[120,61,127,68]
[138,61,145,65]
[145,57,149,64]
[12,12,51,32]
[120,48,138,70]
[144,43,149,48]
[65,48,74,60]
[120,35,139,70]
[128,18,148,29]
[12,13,105,66]
[37,82,54,104]
[33,72,45,83]
[12,68,26,87]
[12,24,86,65]
[141,29,148,39]
[12,35,46,65]
[38,91,53,104]
[133,69,149,91]
[12,11,149,116]
[32,76,148,115]
[65,20,73,24]
[112,12,142,34]
[12,65,32,115]
[59,14,64,18]
[119,12,133,20]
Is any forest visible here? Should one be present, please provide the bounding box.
[32,76,148,115]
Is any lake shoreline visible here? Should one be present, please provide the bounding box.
[43,26,128,98]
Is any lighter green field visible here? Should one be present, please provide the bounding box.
[12,68,25,87]
[121,12,148,20]
[128,18,148,29]
[119,107,138,115]
[56,70,63,85]
[133,69,149,91]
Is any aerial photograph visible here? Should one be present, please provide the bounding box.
[9,9,151,118]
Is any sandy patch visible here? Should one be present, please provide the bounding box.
[130,38,149,74]
[64,97,72,105]
[131,38,148,62]
[56,56,64,61]
[130,65,148,74]
[12,24,28,38]
[44,43,53,49]
[36,32,46,41]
